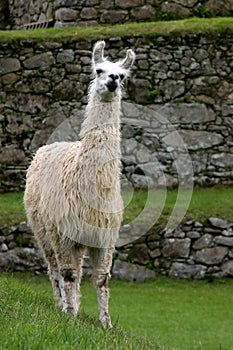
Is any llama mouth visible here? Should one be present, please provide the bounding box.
[106,82,118,92]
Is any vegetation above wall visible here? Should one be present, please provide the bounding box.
[1,186,233,227]
[0,17,233,42]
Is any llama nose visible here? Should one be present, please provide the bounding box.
[109,74,119,81]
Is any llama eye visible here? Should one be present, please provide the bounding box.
[120,74,125,80]
[96,69,103,75]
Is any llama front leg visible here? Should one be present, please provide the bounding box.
[51,234,85,315]
[89,247,114,328]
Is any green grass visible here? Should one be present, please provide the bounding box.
[0,192,26,227]
[1,272,233,350]
[0,17,232,42]
[0,272,156,350]
[123,185,233,226]
[0,185,233,227]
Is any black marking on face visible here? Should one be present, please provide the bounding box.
[96,68,103,75]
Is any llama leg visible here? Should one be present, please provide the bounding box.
[89,247,114,328]
[34,229,61,306]
[71,244,86,314]
[45,249,62,307]
[51,235,85,315]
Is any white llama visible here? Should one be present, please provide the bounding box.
[24,41,135,327]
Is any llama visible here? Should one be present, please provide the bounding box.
[24,41,135,327]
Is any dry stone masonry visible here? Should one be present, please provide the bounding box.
[1,217,233,281]
[3,0,233,29]
[0,33,233,191]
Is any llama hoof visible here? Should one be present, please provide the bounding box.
[101,320,113,329]
[62,306,78,317]
[100,313,113,329]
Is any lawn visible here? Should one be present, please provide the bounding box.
[1,186,232,228]
[0,272,233,350]
[0,17,232,43]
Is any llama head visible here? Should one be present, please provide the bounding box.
[91,41,135,101]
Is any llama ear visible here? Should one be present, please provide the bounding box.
[119,49,135,70]
[92,41,105,65]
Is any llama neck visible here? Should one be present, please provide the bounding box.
[80,92,121,139]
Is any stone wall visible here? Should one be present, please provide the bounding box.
[1,217,233,280]
[1,33,233,191]
[4,0,233,29]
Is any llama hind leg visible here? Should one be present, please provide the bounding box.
[45,249,62,307]
[33,229,61,306]
[89,247,114,328]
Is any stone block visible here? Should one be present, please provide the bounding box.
[122,138,138,154]
[0,227,16,236]
[193,234,213,250]
[0,144,27,165]
[210,153,233,168]
[100,10,128,24]
[170,262,206,279]
[135,145,151,163]
[0,243,8,252]
[80,7,97,19]
[151,103,215,125]
[23,52,55,69]
[162,238,191,258]
[194,247,228,265]
[214,236,233,247]
[128,78,151,104]
[222,260,233,276]
[187,231,201,239]
[115,0,143,8]
[0,58,21,75]
[137,161,162,177]
[149,249,161,259]
[18,221,29,232]
[55,8,78,21]
[205,0,233,15]
[129,244,150,265]
[131,5,155,21]
[2,73,19,85]
[208,217,229,229]
[55,0,98,6]
[0,247,46,271]
[163,79,185,100]
[57,49,74,63]
[131,174,154,189]
[162,130,223,151]
[112,260,156,282]
[222,229,233,237]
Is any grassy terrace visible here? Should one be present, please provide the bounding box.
[1,186,233,227]
[1,272,233,350]
[0,17,232,42]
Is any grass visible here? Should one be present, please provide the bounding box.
[0,185,233,227]
[0,17,232,43]
[0,271,156,350]
[1,272,233,350]
[124,185,233,226]
[0,192,26,226]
